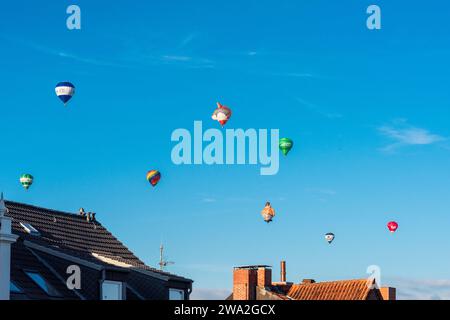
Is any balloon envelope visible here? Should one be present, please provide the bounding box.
[55,82,75,105]
[212,102,232,127]
[279,138,293,155]
[20,174,34,190]
[325,232,335,244]
[261,202,275,223]
[146,170,161,187]
[387,221,398,233]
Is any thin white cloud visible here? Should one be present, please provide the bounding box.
[201,197,217,203]
[0,36,130,68]
[3,36,214,69]
[279,72,316,78]
[162,55,192,62]
[182,263,231,273]
[271,71,331,79]
[57,51,129,68]
[378,120,445,152]
[305,188,337,196]
[295,97,343,119]
[190,288,230,300]
[179,33,196,48]
[385,277,450,300]
[160,54,215,68]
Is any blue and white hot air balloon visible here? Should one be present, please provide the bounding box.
[55,82,75,105]
[325,232,335,244]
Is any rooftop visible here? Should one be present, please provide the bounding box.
[234,265,272,270]
[5,200,189,280]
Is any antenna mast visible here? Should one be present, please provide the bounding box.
[158,243,175,271]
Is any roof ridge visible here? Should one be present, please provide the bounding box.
[5,200,86,219]
[296,278,369,285]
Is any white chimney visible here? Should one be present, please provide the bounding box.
[0,193,18,300]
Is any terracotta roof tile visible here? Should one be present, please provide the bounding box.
[285,279,375,300]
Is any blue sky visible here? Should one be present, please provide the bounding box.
[1,1,450,299]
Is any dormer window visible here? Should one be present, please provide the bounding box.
[19,222,40,236]
[10,281,23,293]
[25,271,61,297]
[101,280,124,300]
[169,288,185,300]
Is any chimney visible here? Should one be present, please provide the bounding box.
[86,212,91,222]
[257,266,272,288]
[0,193,19,300]
[91,213,96,221]
[280,260,286,282]
[79,208,86,216]
[302,279,316,284]
[233,267,258,300]
[379,287,396,300]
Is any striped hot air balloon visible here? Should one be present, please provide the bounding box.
[20,174,34,190]
[55,82,75,105]
[146,170,161,187]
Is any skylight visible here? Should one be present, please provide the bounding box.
[25,271,61,297]
[19,222,40,236]
[10,281,23,293]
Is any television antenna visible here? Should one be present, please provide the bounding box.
[158,243,175,271]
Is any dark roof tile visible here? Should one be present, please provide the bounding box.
[6,200,191,282]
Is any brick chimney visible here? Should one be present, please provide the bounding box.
[302,279,316,284]
[280,260,286,282]
[257,267,272,288]
[233,265,272,300]
[233,267,258,300]
[379,287,396,300]
[0,193,18,300]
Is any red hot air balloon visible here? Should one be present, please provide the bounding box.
[212,102,232,127]
[387,221,398,233]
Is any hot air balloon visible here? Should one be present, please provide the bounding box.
[261,202,275,223]
[325,232,335,244]
[55,82,75,105]
[387,221,398,233]
[212,102,232,127]
[20,174,34,190]
[146,170,161,187]
[279,138,293,156]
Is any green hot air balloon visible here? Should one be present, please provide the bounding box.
[279,138,293,156]
[20,174,34,190]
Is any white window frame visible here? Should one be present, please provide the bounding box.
[19,222,40,236]
[169,288,185,300]
[101,280,124,300]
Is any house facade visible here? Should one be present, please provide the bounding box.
[0,195,193,300]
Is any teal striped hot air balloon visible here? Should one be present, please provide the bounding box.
[20,174,34,190]
[279,138,293,156]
